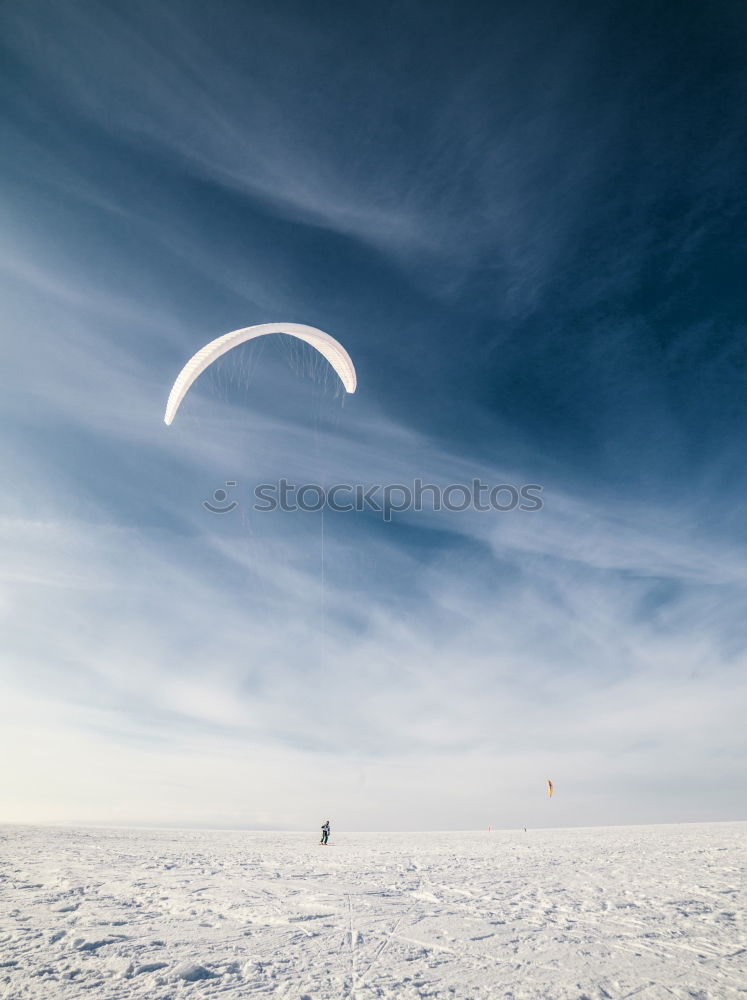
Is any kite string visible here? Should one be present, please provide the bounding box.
[321,495,326,668]
[308,372,325,671]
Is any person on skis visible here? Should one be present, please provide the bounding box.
[320,820,330,845]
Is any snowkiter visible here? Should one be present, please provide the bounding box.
[321,820,330,845]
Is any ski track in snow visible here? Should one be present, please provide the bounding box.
[0,823,744,999]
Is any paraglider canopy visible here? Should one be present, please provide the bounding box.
[164,322,357,425]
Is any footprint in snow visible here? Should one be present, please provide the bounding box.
[173,962,217,981]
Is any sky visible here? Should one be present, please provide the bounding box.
[1,0,746,831]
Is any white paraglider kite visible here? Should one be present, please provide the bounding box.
[164,322,357,425]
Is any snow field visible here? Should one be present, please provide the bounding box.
[0,822,744,999]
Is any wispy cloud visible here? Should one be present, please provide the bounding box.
[9,0,743,314]
[2,350,745,825]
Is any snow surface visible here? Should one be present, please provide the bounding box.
[0,823,744,999]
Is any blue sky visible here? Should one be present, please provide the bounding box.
[1,0,746,829]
